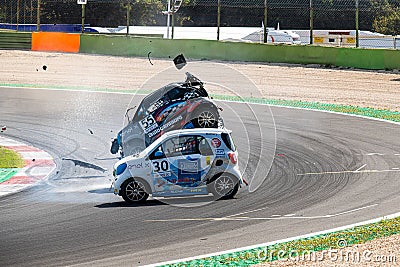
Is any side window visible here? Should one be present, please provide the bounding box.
[148,145,165,160]
[167,88,186,101]
[221,133,236,151]
[161,135,200,157]
[180,136,198,155]
[147,95,169,113]
[162,137,178,158]
[198,136,213,156]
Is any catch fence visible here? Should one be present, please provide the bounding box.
[0,0,399,48]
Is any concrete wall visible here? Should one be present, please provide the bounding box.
[79,34,400,70]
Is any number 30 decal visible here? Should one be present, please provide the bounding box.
[152,160,169,172]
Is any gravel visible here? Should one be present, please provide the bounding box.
[1,50,399,111]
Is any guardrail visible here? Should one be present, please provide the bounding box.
[0,31,31,50]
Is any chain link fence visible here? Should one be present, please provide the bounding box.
[0,0,399,48]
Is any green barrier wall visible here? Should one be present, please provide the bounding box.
[0,31,32,50]
[80,34,340,65]
[57,34,395,70]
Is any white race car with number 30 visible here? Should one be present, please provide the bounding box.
[112,128,243,203]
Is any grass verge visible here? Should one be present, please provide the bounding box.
[161,217,400,266]
[0,146,25,168]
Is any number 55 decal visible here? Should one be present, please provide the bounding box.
[152,160,170,172]
[140,115,158,134]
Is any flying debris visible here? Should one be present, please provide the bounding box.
[147,52,153,65]
[173,54,187,70]
[62,158,107,172]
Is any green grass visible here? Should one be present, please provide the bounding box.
[162,217,400,266]
[0,146,25,168]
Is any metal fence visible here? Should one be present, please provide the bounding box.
[0,0,399,48]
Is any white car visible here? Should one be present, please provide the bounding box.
[112,128,242,203]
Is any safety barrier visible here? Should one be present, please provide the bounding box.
[0,31,31,50]
[0,32,398,70]
[32,32,80,53]
[79,34,400,70]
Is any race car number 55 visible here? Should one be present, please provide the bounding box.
[139,115,158,134]
[152,160,170,172]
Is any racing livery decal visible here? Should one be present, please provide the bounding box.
[211,138,221,148]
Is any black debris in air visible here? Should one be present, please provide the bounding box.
[88,129,94,134]
[147,52,153,65]
[62,158,107,172]
[173,54,187,70]
[43,65,47,71]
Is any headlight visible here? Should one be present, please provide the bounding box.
[116,163,127,175]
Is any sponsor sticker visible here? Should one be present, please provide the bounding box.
[215,149,225,155]
[206,156,211,165]
[154,172,171,178]
[128,162,144,169]
[147,115,183,138]
[179,160,199,174]
[211,138,221,148]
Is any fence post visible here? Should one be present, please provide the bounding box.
[81,3,86,33]
[171,10,175,39]
[217,0,221,40]
[355,0,359,47]
[17,0,20,31]
[309,0,313,44]
[126,2,131,35]
[36,0,40,31]
[263,0,268,43]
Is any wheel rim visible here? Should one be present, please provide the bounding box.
[197,111,216,128]
[214,176,235,196]
[125,180,147,201]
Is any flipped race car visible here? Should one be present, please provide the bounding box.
[111,73,223,157]
[112,128,242,203]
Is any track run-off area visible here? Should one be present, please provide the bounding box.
[0,82,399,266]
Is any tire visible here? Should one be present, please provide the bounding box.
[208,174,239,200]
[193,107,219,128]
[120,178,150,203]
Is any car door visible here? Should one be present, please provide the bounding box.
[149,135,214,196]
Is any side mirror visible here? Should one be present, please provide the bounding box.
[110,139,119,154]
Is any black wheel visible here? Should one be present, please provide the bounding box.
[121,178,150,203]
[193,108,219,128]
[208,174,239,200]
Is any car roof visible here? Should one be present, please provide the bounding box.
[140,83,194,109]
[118,128,231,163]
[142,128,231,154]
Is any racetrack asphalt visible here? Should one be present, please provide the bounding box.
[0,87,399,266]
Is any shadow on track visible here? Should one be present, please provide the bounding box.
[95,200,167,208]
